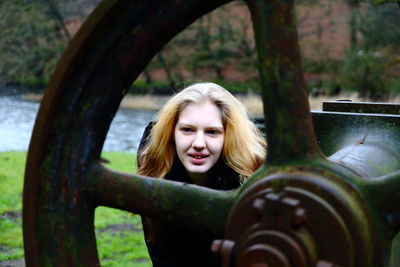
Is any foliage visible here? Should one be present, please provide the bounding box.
[1,0,400,98]
[303,58,342,74]
[368,0,400,6]
[0,1,61,86]
[130,78,261,96]
[0,0,100,88]
[338,50,388,99]
[131,80,175,95]
[184,8,241,80]
[0,151,150,266]
[208,79,261,94]
[359,3,400,50]
[333,3,400,99]
[143,2,257,86]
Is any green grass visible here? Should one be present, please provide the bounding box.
[0,152,25,262]
[0,151,151,266]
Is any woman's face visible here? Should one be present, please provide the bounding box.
[174,100,225,185]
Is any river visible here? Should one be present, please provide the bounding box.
[0,95,156,152]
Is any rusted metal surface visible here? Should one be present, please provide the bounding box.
[91,164,235,236]
[22,0,400,266]
[246,0,322,165]
[211,0,400,264]
[23,0,232,266]
[214,172,381,266]
[323,101,400,115]
[217,107,400,266]
[312,111,400,178]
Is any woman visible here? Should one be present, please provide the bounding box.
[137,82,266,266]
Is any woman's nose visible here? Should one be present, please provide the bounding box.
[192,132,206,149]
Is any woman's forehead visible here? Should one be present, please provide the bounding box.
[177,100,223,127]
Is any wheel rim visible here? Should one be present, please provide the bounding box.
[23,1,235,265]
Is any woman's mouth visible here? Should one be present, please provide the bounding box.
[189,153,209,164]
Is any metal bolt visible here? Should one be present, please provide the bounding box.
[265,192,284,203]
[293,207,307,225]
[265,192,285,215]
[211,239,223,254]
[211,240,235,256]
[259,191,308,228]
[253,198,266,212]
[316,260,341,267]
[253,198,266,220]
[211,239,235,267]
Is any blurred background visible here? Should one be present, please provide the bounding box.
[0,0,399,266]
[1,0,399,152]
[1,0,399,98]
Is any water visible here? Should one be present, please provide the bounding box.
[0,96,156,152]
[103,108,155,152]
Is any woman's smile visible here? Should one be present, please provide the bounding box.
[188,152,209,164]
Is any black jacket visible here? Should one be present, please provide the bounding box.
[137,123,240,267]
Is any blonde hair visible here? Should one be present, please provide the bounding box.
[138,82,266,181]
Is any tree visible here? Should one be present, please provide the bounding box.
[0,0,100,89]
[0,1,63,86]
[359,3,400,50]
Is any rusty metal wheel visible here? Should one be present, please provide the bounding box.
[23,1,235,265]
[22,0,399,266]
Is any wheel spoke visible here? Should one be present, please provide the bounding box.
[90,162,236,237]
[246,0,322,164]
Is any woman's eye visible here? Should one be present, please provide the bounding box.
[181,127,194,133]
[207,129,221,135]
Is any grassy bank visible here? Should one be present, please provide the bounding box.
[0,151,150,266]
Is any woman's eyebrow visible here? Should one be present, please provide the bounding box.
[176,122,223,129]
[176,122,194,127]
[206,126,224,130]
